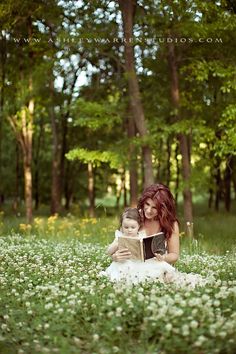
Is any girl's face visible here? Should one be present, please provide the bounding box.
[122,218,139,237]
[143,198,158,220]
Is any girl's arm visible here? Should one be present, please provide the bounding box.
[155,221,180,264]
[107,239,118,256]
[107,238,132,261]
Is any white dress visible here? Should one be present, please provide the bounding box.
[100,230,176,285]
[100,230,207,288]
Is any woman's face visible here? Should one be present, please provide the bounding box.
[143,198,158,220]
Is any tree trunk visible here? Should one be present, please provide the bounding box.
[174,143,180,206]
[7,19,34,223]
[156,140,163,182]
[64,160,72,210]
[231,156,236,198]
[60,66,79,207]
[60,116,68,208]
[166,137,171,186]
[224,155,233,212]
[118,0,154,188]
[50,77,61,215]
[88,162,95,217]
[214,158,221,212]
[23,155,33,223]
[121,169,128,207]
[9,105,33,223]
[0,32,6,205]
[13,143,20,213]
[178,133,193,223]
[127,106,138,207]
[167,40,193,225]
[33,117,44,210]
[18,101,33,223]
[34,166,39,210]
[208,188,213,209]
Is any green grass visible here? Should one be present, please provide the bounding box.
[0,204,236,353]
[1,208,235,254]
[0,235,235,354]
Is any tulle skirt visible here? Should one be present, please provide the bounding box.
[100,259,207,288]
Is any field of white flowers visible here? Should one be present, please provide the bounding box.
[0,234,236,354]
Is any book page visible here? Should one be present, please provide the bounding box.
[143,233,166,260]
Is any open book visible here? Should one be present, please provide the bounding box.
[118,232,166,262]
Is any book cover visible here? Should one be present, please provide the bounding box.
[118,232,166,262]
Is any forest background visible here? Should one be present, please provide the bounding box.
[0,0,236,243]
[1,2,236,353]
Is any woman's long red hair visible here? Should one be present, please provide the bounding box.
[137,183,178,239]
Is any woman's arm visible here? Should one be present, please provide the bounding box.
[155,221,180,264]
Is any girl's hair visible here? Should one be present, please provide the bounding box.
[137,183,178,239]
[119,207,141,229]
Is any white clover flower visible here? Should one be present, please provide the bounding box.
[45,303,53,310]
[209,325,216,336]
[173,308,184,317]
[73,337,81,345]
[137,294,145,302]
[190,320,198,329]
[219,331,227,338]
[116,326,122,332]
[181,324,190,336]
[202,294,210,302]
[112,346,119,353]
[213,300,220,307]
[107,311,114,318]
[116,307,122,313]
[165,323,172,331]
[188,298,201,307]
[194,335,207,346]
[93,334,99,341]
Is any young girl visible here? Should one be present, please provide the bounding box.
[101,207,176,284]
[107,184,209,288]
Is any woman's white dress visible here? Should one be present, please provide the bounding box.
[100,230,207,288]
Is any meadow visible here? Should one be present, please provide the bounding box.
[0,212,236,354]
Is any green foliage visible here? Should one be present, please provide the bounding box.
[66,147,122,168]
[214,104,236,157]
[1,0,236,215]
[73,97,122,130]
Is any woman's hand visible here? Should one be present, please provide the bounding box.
[154,253,166,262]
[112,248,132,262]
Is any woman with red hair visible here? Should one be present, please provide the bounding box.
[104,183,207,286]
[112,183,179,265]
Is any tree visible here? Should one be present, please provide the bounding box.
[118,0,154,188]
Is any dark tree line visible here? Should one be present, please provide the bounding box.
[0,0,236,223]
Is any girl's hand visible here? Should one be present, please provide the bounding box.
[154,253,166,262]
[112,248,131,262]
